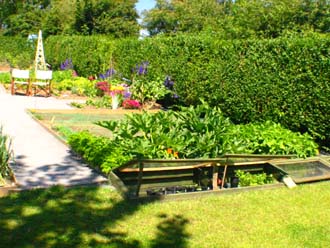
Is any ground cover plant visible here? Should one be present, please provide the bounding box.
[68,103,318,174]
[1,182,330,247]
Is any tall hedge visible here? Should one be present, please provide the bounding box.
[44,35,116,76]
[112,35,330,148]
[0,37,34,68]
[2,34,330,148]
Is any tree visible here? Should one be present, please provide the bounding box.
[143,0,232,36]
[1,0,140,38]
[74,0,140,37]
[1,0,51,36]
[42,0,77,36]
[142,0,330,38]
[0,0,17,32]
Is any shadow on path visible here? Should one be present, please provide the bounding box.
[10,152,107,189]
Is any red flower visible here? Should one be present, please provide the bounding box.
[122,99,141,109]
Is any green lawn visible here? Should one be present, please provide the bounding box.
[1,182,330,247]
[29,109,136,139]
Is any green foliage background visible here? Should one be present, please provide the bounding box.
[0,36,34,68]
[1,33,329,148]
[44,35,116,77]
[113,34,330,148]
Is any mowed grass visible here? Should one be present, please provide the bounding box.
[29,109,139,138]
[1,182,330,248]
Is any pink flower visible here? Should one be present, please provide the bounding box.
[96,81,110,92]
[122,99,141,109]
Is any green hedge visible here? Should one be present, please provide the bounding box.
[112,35,330,148]
[0,37,34,68]
[44,35,116,77]
[2,34,330,148]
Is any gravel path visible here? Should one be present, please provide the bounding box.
[0,88,108,189]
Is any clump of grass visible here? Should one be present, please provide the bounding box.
[0,126,14,185]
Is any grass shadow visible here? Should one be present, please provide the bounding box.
[0,185,189,247]
[150,213,190,248]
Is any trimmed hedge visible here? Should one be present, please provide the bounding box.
[0,36,34,68]
[2,34,330,148]
[44,35,116,77]
[113,35,330,148]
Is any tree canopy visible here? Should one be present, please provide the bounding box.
[142,0,330,38]
[1,0,329,39]
[0,0,140,38]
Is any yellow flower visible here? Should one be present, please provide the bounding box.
[111,85,125,91]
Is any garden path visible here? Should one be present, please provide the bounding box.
[0,88,108,189]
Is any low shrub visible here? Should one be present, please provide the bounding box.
[228,121,318,157]
[53,77,97,97]
[67,131,132,173]
[85,96,112,108]
[52,70,75,84]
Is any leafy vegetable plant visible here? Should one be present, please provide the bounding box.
[235,170,274,187]
[67,103,318,174]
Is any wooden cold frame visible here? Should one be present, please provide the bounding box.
[269,157,330,183]
[113,154,294,199]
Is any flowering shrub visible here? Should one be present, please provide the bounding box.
[59,59,78,78]
[122,99,141,109]
[130,61,169,105]
[95,81,110,95]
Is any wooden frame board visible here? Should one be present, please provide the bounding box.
[113,154,294,199]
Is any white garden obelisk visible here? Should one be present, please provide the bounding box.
[34,30,47,72]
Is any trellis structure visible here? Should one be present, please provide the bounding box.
[34,30,47,72]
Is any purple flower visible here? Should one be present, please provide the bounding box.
[123,91,132,98]
[99,68,116,80]
[99,73,106,80]
[164,76,174,88]
[105,68,116,77]
[172,93,179,99]
[133,61,149,75]
[60,58,73,70]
